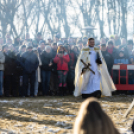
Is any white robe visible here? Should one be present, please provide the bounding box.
[74,46,116,97]
[82,50,101,94]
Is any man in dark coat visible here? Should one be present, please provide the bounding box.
[101,43,114,75]
[20,43,39,97]
[49,43,58,95]
[40,45,52,96]
[3,45,18,97]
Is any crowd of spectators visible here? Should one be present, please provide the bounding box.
[0,32,133,97]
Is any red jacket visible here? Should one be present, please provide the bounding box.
[53,54,70,71]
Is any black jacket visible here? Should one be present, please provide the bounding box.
[20,51,39,73]
[4,51,17,75]
[101,51,114,75]
[40,51,52,71]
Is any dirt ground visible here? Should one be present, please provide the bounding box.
[0,95,134,134]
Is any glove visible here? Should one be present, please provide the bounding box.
[96,52,102,64]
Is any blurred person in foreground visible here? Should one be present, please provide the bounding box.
[38,40,46,55]
[65,44,78,95]
[74,38,116,99]
[73,98,120,134]
[20,43,39,97]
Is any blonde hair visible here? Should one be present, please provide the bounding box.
[73,98,120,134]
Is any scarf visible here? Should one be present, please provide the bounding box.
[107,46,114,54]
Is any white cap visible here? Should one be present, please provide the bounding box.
[57,40,63,46]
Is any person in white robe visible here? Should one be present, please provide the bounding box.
[74,38,116,98]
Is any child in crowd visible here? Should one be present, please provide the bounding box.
[53,46,70,96]
[73,98,120,134]
[114,50,129,64]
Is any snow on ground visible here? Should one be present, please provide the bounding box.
[0,95,134,134]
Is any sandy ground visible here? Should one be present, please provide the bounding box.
[0,95,134,134]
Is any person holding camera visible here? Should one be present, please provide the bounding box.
[53,46,70,96]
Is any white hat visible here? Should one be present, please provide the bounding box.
[33,47,37,51]
[57,40,63,46]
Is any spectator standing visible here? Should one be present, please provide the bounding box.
[38,40,46,55]
[107,40,118,59]
[36,32,42,44]
[121,40,133,58]
[67,45,78,95]
[33,48,40,96]
[20,43,39,97]
[0,46,5,96]
[101,43,114,75]
[40,45,52,96]
[73,98,120,134]
[50,43,58,95]
[53,46,70,96]
[4,45,18,97]
[114,35,121,48]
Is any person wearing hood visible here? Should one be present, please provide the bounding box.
[20,43,39,97]
[40,45,52,96]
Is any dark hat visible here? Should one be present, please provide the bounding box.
[127,40,133,45]
[36,32,42,36]
[39,40,46,45]
[119,50,124,53]
[52,42,57,46]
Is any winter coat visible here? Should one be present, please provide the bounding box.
[40,51,52,71]
[53,54,70,71]
[107,47,119,59]
[121,46,132,59]
[4,51,17,75]
[16,52,24,76]
[51,49,58,73]
[101,51,114,74]
[68,51,77,70]
[0,51,5,70]
[20,51,39,73]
